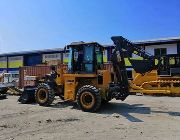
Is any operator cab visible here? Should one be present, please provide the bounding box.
[66,42,104,73]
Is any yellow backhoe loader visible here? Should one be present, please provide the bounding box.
[33,36,180,112]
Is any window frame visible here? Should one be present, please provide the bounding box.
[154,48,167,56]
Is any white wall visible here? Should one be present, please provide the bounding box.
[8,56,23,61]
[42,53,61,62]
[145,43,177,55]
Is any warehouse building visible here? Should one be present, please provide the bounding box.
[0,48,64,74]
[0,37,180,75]
[136,37,180,56]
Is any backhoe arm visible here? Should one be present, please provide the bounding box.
[109,36,154,101]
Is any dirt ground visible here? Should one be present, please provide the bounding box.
[0,95,180,140]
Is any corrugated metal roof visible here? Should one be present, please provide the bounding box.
[135,36,180,45]
[0,48,64,57]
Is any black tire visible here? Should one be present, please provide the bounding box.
[101,99,110,104]
[102,92,112,104]
[18,89,36,104]
[76,85,101,112]
[35,83,55,106]
[76,79,93,94]
[18,92,29,104]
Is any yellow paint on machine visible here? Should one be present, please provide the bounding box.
[8,60,23,68]
[103,56,107,63]
[130,70,180,95]
[124,58,131,66]
[124,57,143,66]
[169,58,175,65]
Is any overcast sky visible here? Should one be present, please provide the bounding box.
[0,0,180,53]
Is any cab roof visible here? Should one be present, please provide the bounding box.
[67,41,104,48]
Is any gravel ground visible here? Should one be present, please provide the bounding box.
[0,95,180,140]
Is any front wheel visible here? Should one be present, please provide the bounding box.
[76,85,101,112]
[35,83,55,106]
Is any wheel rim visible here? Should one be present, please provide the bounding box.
[80,92,95,109]
[37,89,48,103]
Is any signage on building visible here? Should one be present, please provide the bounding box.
[42,53,61,62]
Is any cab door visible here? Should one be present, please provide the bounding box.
[83,45,95,73]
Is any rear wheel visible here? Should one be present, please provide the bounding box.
[35,83,55,106]
[18,92,29,104]
[76,85,101,112]
[18,88,36,104]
